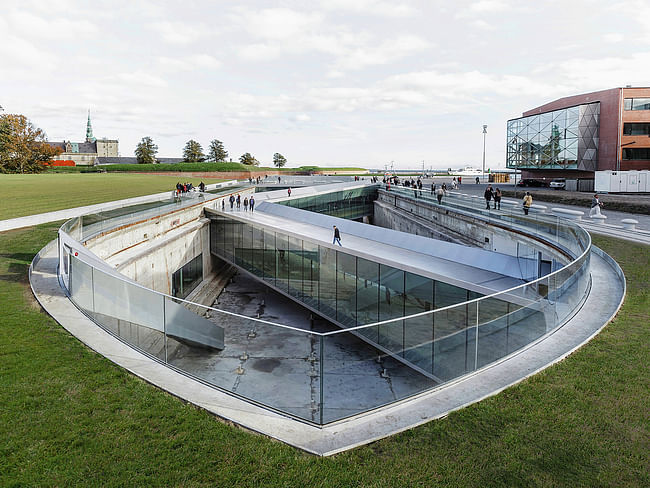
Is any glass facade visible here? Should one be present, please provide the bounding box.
[277,187,377,220]
[208,213,557,385]
[172,254,203,299]
[507,103,600,171]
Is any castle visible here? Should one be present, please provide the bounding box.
[49,111,118,166]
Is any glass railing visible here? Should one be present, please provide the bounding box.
[57,184,591,425]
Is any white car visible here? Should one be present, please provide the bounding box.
[550,178,566,189]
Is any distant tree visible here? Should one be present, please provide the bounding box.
[208,139,228,162]
[273,152,287,168]
[134,136,158,164]
[239,152,258,166]
[183,140,205,162]
[0,114,62,173]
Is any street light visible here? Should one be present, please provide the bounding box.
[482,124,487,182]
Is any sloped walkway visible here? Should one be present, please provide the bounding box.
[30,240,624,456]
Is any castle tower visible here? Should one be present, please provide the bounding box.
[85,109,96,143]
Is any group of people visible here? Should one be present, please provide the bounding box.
[483,185,503,210]
[224,193,256,212]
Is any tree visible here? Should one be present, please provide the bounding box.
[239,152,258,166]
[273,152,287,168]
[208,139,228,162]
[134,136,158,164]
[183,140,205,162]
[0,114,62,174]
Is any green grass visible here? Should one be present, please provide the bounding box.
[0,224,647,486]
[46,163,369,174]
[0,174,227,220]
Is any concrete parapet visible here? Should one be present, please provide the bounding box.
[552,207,584,221]
[621,218,638,230]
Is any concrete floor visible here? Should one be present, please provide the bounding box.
[168,273,435,423]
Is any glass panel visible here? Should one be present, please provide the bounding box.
[476,297,509,368]
[403,272,434,373]
[378,264,404,354]
[69,255,94,311]
[336,252,357,327]
[302,240,319,309]
[356,257,379,342]
[288,236,303,299]
[276,233,289,292]
[433,282,470,381]
[631,97,650,110]
[318,246,336,316]
[262,229,276,284]
[92,265,166,360]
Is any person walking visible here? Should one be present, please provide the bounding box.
[436,186,444,204]
[221,199,225,211]
[494,187,502,209]
[458,176,462,186]
[523,191,533,215]
[249,195,255,212]
[484,185,493,210]
[243,196,249,211]
[229,194,235,210]
[589,194,604,217]
[476,176,480,185]
[236,194,241,209]
[288,187,292,197]
[332,225,342,246]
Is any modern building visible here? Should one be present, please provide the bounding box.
[49,111,119,166]
[506,87,650,183]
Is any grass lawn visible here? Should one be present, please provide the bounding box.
[0,226,648,487]
[0,174,227,220]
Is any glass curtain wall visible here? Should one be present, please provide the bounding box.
[278,187,378,220]
[208,214,553,383]
[506,102,599,170]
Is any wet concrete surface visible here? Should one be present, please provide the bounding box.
[168,271,435,423]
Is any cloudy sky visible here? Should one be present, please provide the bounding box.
[1,0,649,169]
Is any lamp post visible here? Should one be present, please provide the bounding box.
[482,124,487,182]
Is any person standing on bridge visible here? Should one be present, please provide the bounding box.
[249,195,255,212]
[333,226,342,246]
[229,194,235,210]
[243,196,249,211]
[523,191,533,215]
[436,186,444,204]
[484,185,494,210]
[494,187,502,209]
[288,187,292,197]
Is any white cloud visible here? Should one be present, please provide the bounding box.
[322,0,417,17]
[148,21,208,44]
[158,55,221,71]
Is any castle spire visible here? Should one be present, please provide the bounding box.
[86,109,96,143]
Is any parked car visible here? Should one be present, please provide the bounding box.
[517,178,548,187]
[550,178,566,189]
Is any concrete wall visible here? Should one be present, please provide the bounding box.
[84,189,253,295]
[374,190,569,267]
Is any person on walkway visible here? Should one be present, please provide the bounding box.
[243,196,249,211]
[458,176,462,187]
[198,181,205,192]
[494,187,502,209]
[333,225,342,246]
[589,194,604,218]
[236,194,241,209]
[476,176,480,185]
[229,194,235,210]
[436,186,444,204]
[431,182,435,194]
[484,185,493,209]
[249,195,255,212]
[523,191,533,215]
[221,199,225,211]
[288,187,292,197]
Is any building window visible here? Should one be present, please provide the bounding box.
[623,123,650,136]
[622,148,650,160]
[172,254,203,298]
[624,98,650,111]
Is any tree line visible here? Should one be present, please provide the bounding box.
[135,136,288,168]
[0,112,290,173]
